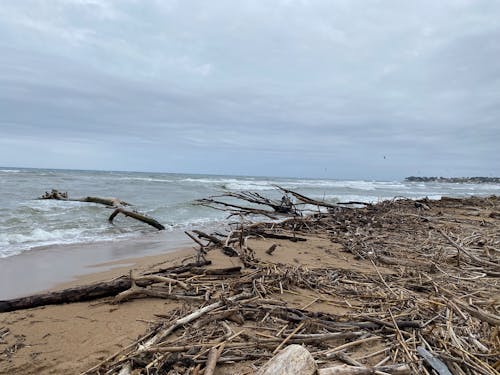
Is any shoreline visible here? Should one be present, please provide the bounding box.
[0,230,192,299]
[0,195,498,374]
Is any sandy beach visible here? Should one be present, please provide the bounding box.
[0,231,192,300]
[1,195,499,374]
[0,246,198,374]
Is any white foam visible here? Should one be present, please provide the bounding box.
[179,177,407,192]
[0,169,20,173]
[0,227,144,258]
[118,177,174,183]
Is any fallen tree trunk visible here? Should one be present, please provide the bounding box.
[0,260,208,312]
[109,208,165,230]
[39,189,164,230]
[0,276,134,313]
[39,190,129,207]
[76,196,129,207]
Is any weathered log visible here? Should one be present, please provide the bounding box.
[39,189,165,230]
[39,190,129,207]
[256,344,317,375]
[191,230,224,246]
[109,207,165,230]
[318,364,411,375]
[0,261,208,312]
[77,196,129,207]
[0,276,134,312]
[248,230,307,242]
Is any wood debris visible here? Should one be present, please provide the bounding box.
[4,190,499,374]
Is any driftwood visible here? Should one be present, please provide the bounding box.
[39,189,164,230]
[108,207,165,230]
[40,189,129,207]
[194,190,300,218]
[10,190,499,374]
[256,344,317,375]
[318,364,411,375]
[0,276,133,313]
[0,261,207,312]
[417,346,453,375]
[204,344,224,375]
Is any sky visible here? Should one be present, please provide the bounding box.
[0,0,499,180]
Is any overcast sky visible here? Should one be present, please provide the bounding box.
[0,0,499,179]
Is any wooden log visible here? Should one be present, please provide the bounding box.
[109,208,165,230]
[76,196,129,207]
[39,190,129,207]
[191,230,223,246]
[256,344,317,375]
[318,364,411,375]
[0,261,207,312]
[248,230,307,242]
[39,190,165,230]
[0,276,133,312]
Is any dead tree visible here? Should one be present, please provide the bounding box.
[39,189,164,230]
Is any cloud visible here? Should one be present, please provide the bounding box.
[0,0,499,178]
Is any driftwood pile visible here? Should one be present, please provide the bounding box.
[3,190,499,374]
[80,192,499,375]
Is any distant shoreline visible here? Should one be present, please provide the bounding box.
[405,176,500,183]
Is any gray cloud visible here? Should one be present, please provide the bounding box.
[0,0,499,179]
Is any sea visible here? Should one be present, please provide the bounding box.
[1,167,499,259]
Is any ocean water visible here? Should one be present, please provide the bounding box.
[1,167,499,258]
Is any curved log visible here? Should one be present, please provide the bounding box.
[109,208,165,230]
[39,189,164,230]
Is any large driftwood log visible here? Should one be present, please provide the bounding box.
[39,189,164,230]
[256,344,317,375]
[40,190,129,207]
[0,261,207,312]
[0,276,133,313]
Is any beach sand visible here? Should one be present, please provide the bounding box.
[0,234,363,374]
[0,196,498,374]
[0,231,191,300]
[0,250,191,374]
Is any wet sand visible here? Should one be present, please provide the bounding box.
[0,231,191,299]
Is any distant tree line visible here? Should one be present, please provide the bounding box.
[405,176,500,183]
